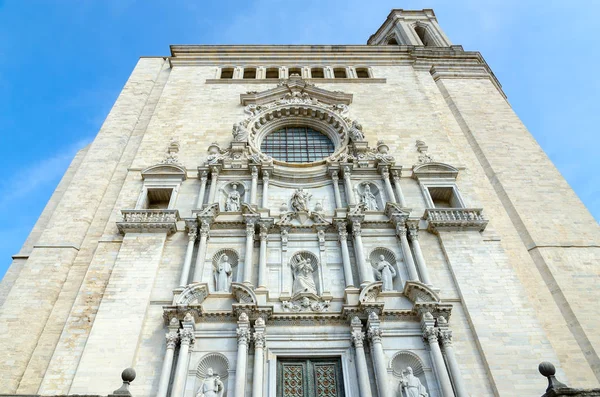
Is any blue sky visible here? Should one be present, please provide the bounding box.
[0,0,598,279]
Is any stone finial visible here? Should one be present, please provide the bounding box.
[351,316,362,327]
[239,312,249,322]
[368,312,379,321]
[255,317,265,327]
[183,312,194,323]
[169,317,179,326]
[110,368,136,396]
[437,315,448,326]
[539,362,567,392]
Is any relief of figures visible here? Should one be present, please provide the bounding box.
[290,188,311,212]
[399,367,428,397]
[291,254,317,295]
[195,367,224,397]
[214,254,233,292]
[375,254,396,291]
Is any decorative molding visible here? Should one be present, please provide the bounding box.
[403,281,440,303]
[175,283,210,305]
[412,162,459,181]
[231,282,258,305]
[141,163,187,180]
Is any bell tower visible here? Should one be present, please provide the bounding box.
[367,9,452,47]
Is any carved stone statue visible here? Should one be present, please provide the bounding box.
[348,120,365,142]
[196,367,224,397]
[214,255,233,292]
[360,184,378,211]
[399,367,428,397]
[225,183,241,211]
[376,255,396,291]
[291,254,317,295]
[290,188,311,212]
[232,121,249,142]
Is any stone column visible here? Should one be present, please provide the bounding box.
[438,319,467,397]
[331,170,343,208]
[421,313,454,397]
[342,166,356,205]
[261,170,269,208]
[156,330,179,397]
[391,170,407,207]
[280,227,290,295]
[351,220,374,284]
[395,221,419,281]
[235,313,251,397]
[367,313,392,397]
[380,166,397,204]
[179,222,197,286]
[171,324,195,397]
[250,166,258,205]
[192,220,210,283]
[350,317,372,397]
[336,221,354,287]
[196,170,208,208]
[257,222,269,288]
[207,166,220,204]
[243,219,257,284]
[407,222,432,285]
[252,317,266,397]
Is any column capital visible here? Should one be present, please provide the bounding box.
[209,164,221,177]
[351,329,365,347]
[165,332,179,349]
[251,166,259,177]
[391,169,401,180]
[438,329,453,347]
[379,165,390,179]
[352,221,362,236]
[395,222,407,237]
[200,170,209,181]
[423,326,438,344]
[199,219,211,237]
[336,221,348,240]
[330,169,339,180]
[237,328,250,344]
[367,326,382,344]
[407,221,419,241]
[179,328,195,346]
[262,169,270,180]
[253,331,266,349]
[245,222,256,238]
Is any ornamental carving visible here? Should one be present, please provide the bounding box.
[282,296,330,312]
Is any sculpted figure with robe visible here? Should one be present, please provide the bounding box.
[291,254,317,295]
[399,367,428,397]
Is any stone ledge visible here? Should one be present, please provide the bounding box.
[543,389,600,397]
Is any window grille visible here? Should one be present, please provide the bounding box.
[261,127,334,163]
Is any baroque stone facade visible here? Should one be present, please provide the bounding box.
[1,8,599,397]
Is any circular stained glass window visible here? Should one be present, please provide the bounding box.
[260,126,334,163]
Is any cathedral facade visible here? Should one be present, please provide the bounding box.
[1,9,599,397]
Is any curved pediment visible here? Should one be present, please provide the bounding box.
[412,162,459,180]
[240,76,353,107]
[175,283,209,305]
[403,281,440,303]
[141,163,187,180]
[231,282,258,305]
[359,281,383,303]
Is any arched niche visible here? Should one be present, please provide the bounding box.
[390,351,431,395]
[219,182,247,212]
[195,353,230,397]
[355,182,384,211]
[369,247,402,291]
[212,249,239,293]
[289,250,322,296]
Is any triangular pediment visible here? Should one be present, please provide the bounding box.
[240,76,353,106]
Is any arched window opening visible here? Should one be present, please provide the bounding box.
[415,26,431,46]
[243,68,257,79]
[311,67,324,78]
[261,126,334,163]
[356,68,370,78]
[266,67,279,79]
[333,68,347,78]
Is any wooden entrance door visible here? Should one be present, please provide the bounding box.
[277,358,345,397]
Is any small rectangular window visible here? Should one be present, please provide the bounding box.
[427,187,461,208]
[288,67,302,77]
[220,68,234,79]
[243,68,257,79]
[356,68,370,78]
[146,188,173,209]
[266,68,279,79]
[333,68,347,78]
[311,68,324,78]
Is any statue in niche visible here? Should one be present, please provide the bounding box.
[348,120,365,142]
[399,367,428,397]
[375,254,396,291]
[290,188,311,212]
[214,255,233,292]
[225,183,241,212]
[196,367,224,397]
[291,254,317,295]
[359,184,379,211]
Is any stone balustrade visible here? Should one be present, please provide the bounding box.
[116,209,179,234]
[425,208,488,232]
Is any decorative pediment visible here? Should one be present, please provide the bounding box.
[175,283,209,305]
[231,282,258,305]
[412,162,459,180]
[240,76,353,107]
[359,281,383,304]
[141,164,187,180]
[403,281,440,303]
[384,202,411,218]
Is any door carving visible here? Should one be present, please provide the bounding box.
[277,358,344,397]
